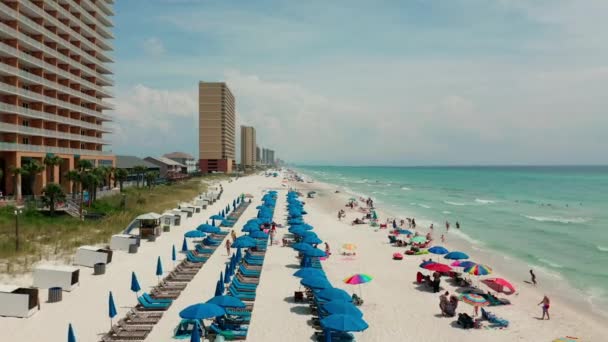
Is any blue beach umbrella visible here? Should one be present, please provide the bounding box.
[210,214,223,220]
[130,272,141,296]
[301,276,332,290]
[190,322,201,342]
[184,230,205,238]
[322,301,363,317]
[428,246,449,255]
[320,314,369,332]
[232,236,257,248]
[241,225,258,233]
[293,242,313,252]
[172,245,177,262]
[398,229,413,235]
[179,303,226,320]
[156,256,163,281]
[304,248,326,257]
[206,295,246,308]
[67,323,76,342]
[303,235,323,245]
[181,237,188,252]
[316,288,352,302]
[108,291,117,328]
[444,251,469,260]
[294,267,325,278]
[249,230,269,239]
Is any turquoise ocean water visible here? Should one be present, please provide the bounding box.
[295,165,608,312]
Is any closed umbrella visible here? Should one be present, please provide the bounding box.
[130,272,141,298]
[67,323,76,342]
[181,237,188,252]
[108,291,117,329]
[172,245,177,264]
[224,263,231,283]
[428,246,449,255]
[444,251,469,260]
[156,256,163,282]
[214,280,222,296]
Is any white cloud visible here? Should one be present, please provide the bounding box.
[142,37,165,56]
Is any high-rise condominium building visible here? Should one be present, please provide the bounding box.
[0,0,115,198]
[198,81,235,173]
[240,125,255,170]
[255,145,260,164]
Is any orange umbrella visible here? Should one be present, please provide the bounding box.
[482,277,516,294]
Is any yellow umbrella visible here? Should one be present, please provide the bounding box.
[342,243,357,251]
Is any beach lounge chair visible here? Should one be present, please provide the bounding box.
[143,293,173,304]
[230,282,257,293]
[235,274,259,284]
[208,324,248,340]
[108,326,149,340]
[314,330,355,341]
[238,265,261,277]
[137,296,171,310]
[228,287,256,301]
[232,278,258,289]
[195,245,215,254]
[186,251,208,263]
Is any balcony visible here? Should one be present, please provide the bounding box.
[0,102,112,132]
[0,62,113,110]
[0,142,112,156]
[0,122,110,144]
[0,82,112,121]
[12,1,113,63]
[62,0,114,39]
[80,0,114,25]
[0,21,113,86]
[0,41,112,97]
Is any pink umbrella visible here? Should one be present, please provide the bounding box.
[423,263,453,273]
[482,278,516,294]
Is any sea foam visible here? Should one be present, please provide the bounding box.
[475,198,496,204]
[524,215,588,224]
[597,245,608,252]
[401,187,411,191]
[444,200,467,206]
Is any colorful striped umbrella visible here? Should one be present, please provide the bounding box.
[344,274,372,297]
[344,274,372,285]
[465,264,492,276]
[451,260,477,269]
[459,293,490,307]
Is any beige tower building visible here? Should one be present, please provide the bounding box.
[198,81,235,173]
[240,125,255,170]
[0,0,115,197]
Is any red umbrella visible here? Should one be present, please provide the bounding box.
[482,277,516,294]
[423,263,453,273]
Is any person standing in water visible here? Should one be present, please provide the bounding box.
[456,221,460,229]
[446,221,450,231]
[538,295,550,320]
[530,269,537,285]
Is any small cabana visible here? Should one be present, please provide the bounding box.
[74,246,113,267]
[33,265,80,291]
[110,234,139,251]
[0,285,39,318]
[136,212,162,238]
[162,211,182,227]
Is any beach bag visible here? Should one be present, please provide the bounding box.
[393,252,403,260]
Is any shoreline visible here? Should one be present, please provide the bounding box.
[291,173,608,337]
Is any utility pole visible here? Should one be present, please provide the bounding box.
[14,207,23,251]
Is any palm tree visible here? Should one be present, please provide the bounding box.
[43,155,62,183]
[41,183,66,216]
[22,160,45,197]
[65,170,80,200]
[132,165,147,188]
[145,171,159,189]
[81,171,100,207]
[92,167,108,201]
[76,159,94,218]
[115,168,128,192]
[10,167,26,200]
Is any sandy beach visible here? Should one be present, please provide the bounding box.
[1,172,606,341]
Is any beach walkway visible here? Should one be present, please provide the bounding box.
[244,189,313,341]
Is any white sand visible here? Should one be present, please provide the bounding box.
[2,173,606,342]
[0,176,272,341]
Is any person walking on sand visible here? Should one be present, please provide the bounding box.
[441,234,446,243]
[538,295,551,320]
[530,269,537,286]
[225,239,231,255]
[231,230,237,242]
[446,221,450,231]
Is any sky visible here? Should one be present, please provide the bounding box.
[109,0,608,166]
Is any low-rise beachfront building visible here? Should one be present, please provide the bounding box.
[115,155,160,186]
[163,152,197,174]
[144,156,187,180]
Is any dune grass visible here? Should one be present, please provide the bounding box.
[0,176,225,274]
